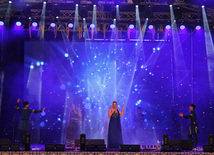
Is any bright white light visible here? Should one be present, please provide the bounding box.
[202,5,205,8]
[43,1,46,4]
[56,16,59,19]
[76,4,78,7]
[114,18,116,21]
[9,1,12,3]
[169,4,172,7]
[83,18,85,20]
[146,18,148,20]
[64,53,69,57]
[93,5,96,7]
[30,65,34,69]
[28,17,31,20]
[116,5,119,8]
[136,5,138,8]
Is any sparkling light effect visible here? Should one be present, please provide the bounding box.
[68,23,73,28]
[30,65,34,69]
[64,53,69,57]
[129,24,134,29]
[196,25,201,30]
[110,24,116,29]
[165,25,171,30]
[32,22,38,27]
[50,23,56,27]
[16,21,22,26]
[90,24,95,28]
[0,21,4,26]
[148,25,154,30]
[180,25,186,30]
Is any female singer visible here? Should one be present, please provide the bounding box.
[107,101,125,149]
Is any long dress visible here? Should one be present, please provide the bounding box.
[107,109,123,149]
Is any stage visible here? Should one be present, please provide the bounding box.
[0,151,214,155]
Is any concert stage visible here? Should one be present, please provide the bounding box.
[0,151,213,155]
[0,145,213,155]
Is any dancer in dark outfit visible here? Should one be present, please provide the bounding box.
[15,99,45,147]
[179,104,199,149]
[107,101,125,149]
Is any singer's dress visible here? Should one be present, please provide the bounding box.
[107,110,123,149]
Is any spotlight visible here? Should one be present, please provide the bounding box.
[180,25,185,30]
[32,22,38,27]
[202,5,205,8]
[90,24,95,28]
[16,21,22,26]
[136,5,138,8]
[146,18,149,21]
[114,18,116,21]
[43,1,46,4]
[83,18,85,20]
[93,4,96,7]
[165,25,171,30]
[40,61,44,65]
[116,5,119,8]
[9,1,12,3]
[0,21,4,26]
[64,53,69,57]
[50,23,56,27]
[148,25,154,29]
[36,61,41,66]
[30,65,34,69]
[28,17,31,20]
[76,4,78,7]
[169,4,172,7]
[129,24,134,29]
[196,25,201,30]
[56,16,59,19]
[68,23,73,28]
[110,24,116,29]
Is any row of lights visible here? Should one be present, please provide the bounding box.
[0,21,202,31]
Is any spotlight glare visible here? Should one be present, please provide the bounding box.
[90,23,95,28]
[50,23,56,27]
[110,24,116,29]
[129,24,134,29]
[43,1,46,4]
[9,1,12,3]
[64,53,69,57]
[83,18,85,20]
[93,4,96,7]
[202,5,205,8]
[68,23,73,28]
[16,21,22,26]
[165,25,171,30]
[40,61,44,65]
[30,65,34,69]
[169,4,172,7]
[114,18,116,21]
[146,18,148,21]
[36,61,41,66]
[28,17,31,20]
[32,22,38,27]
[180,25,186,30]
[148,25,154,30]
[116,5,119,8]
[76,4,78,7]
[196,25,201,30]
[56,16,59,19]
[0,21,4,26]
[136,5,138,8]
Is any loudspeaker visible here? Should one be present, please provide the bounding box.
[45,144,65,151]
[0,145,20,151]
[80,133,86,151]
[168,140,193,150]
[75,139,105,146]
[162,134,168,145]
[203,145,214,152]
[120,145,141,152]
[209,134,214,145]
[161,145,181,152]
[25,133,31,151]
[85,145,106,151]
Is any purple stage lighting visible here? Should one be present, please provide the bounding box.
[90,24,95,28]
[129,24,134,29]
[16,21,22,26]
[0,21,4,26]
[166,25,171,30]
[180,25,185,30]
[110,24,116,29]
[32,22,38,27]
[68,23,73,28]
[196,25,201,30]
[50,23,56,27]
[148,25,154,30]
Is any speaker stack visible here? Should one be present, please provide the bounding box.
[203,134,214,152]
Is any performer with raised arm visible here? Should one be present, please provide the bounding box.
[15,98,45,148]
[179,104,199,149]
[107,101,125,149]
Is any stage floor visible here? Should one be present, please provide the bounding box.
[0,145,214,155]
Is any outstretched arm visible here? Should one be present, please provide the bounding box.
[15,98,20,110]
[179,112,192,119]
[32,107,45,114]
[119,105,125,116]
